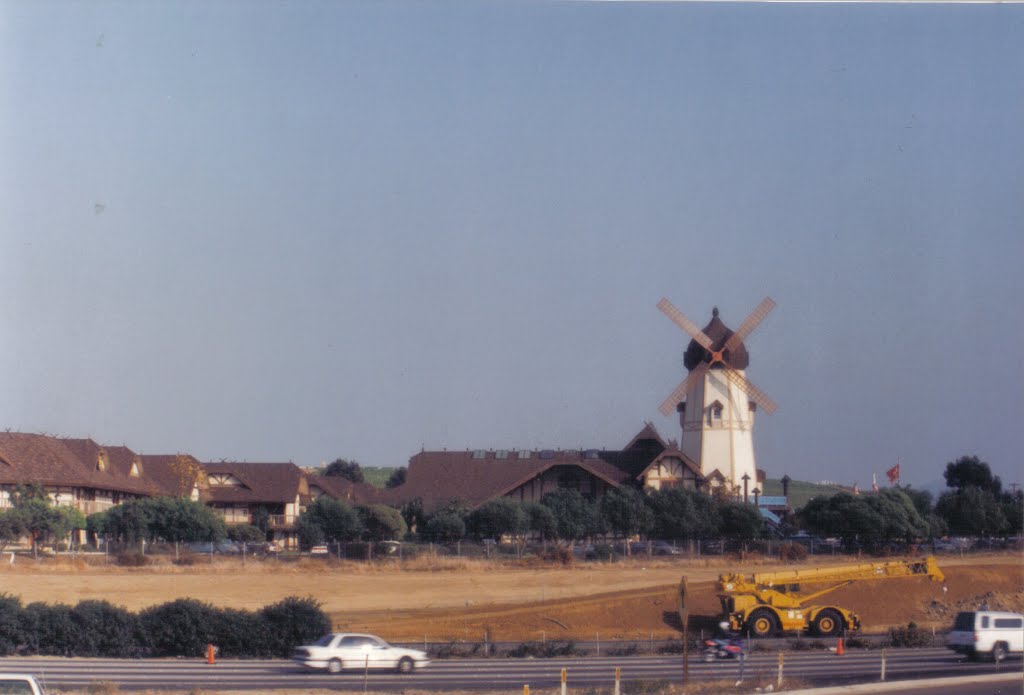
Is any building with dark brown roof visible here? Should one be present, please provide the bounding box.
[386,423,705,513]
[203,461,310,547]
[0,433,168,516]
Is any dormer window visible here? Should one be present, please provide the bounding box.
[708,400,724,425]
[129,459,143,477]
[96,453,109,472]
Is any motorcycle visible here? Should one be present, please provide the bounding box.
[702,637,746,662]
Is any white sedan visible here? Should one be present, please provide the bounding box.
[292,633,430,674]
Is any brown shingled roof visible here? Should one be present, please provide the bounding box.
[307,475,383,506]
[60,438,163,496]
[392,450,639,513]
[0,433,164,496]
[201,461,307,505]
[140,454,208,497]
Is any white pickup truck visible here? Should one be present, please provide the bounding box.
[947,610,1024,662]
[0,674,45,695]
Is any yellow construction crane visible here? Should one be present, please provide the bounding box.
[681,556,945,638]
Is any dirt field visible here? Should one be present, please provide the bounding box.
[2,553,1020,642]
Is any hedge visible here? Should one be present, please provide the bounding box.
[0,592,328,658]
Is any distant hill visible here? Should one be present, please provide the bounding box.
[762,478,848,511]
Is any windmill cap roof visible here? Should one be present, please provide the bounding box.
[683,309,750,371]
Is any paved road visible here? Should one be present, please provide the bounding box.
[3,648,1019,692]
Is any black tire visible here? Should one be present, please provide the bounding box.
[397,656,415,674]
[327,658,344,675]
[992,642,1007,663]
[813,609,844,637]
[746,609,778,638]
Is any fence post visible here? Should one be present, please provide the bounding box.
[880,648,887,681]
[560,667,567,695]
[614,666,621,695]
[778,651,784,688]
[596,632,600,657]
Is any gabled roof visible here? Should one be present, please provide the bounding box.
[623,422,668,454]
[0,433,162,496]
[636,449,703,481]
[201,461,307,505]
[308,474,382,506]
[60,438,164,495]
[140,454,208,497]
[391,450,636,513]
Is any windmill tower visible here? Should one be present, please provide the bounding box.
[656,297,777,498]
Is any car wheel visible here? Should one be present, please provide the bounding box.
[397,656,415,674]
[327,658,344,674]
[746,609,778,638]
[813,609,843,637]
[992,642,1007,663]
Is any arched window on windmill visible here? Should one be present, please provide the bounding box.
[708,399,724,426]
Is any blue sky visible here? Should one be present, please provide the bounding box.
[2,2,1021,491]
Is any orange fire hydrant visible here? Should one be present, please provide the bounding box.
[206,643,217,664]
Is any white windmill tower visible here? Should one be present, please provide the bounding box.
[656,297,777,499]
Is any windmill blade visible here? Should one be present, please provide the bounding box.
[658,363,708,416]
[657,298,714,350]
[722,296,776,355]
[722,367,777,415]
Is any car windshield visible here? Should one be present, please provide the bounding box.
[313,634,336,647]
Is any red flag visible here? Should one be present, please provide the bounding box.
[886,463,900,485]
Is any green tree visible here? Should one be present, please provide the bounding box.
[295,515,325,549]
[0,510,25,553]
[523,502,557,542]
[8,484,81,556]
[357,504,407,541]
[422,511,466,543]
[399,497,426,535]
[718,500,763,541]
[598,487,652,544]
[324,459,364,483]
[147,497,226,544]
[864,488,929,545]
[385,467,407,489]
[936,487,1007,536]
[466,498,528,540]
[646,488,719,540]
[1001,491,1023,535]
[798,493,884,547]
[227,523,266,544]
[943,455,1002,495]
[540,489,597,542]
[298,497,362,543]
[101,499,153,546]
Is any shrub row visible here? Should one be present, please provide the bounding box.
[0,593,329,658]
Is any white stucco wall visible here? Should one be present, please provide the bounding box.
[679,368,758,496]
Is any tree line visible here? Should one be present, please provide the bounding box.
[0,455,1017,554]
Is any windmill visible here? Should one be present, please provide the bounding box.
[657,297,777,497]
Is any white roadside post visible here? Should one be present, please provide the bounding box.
[881,648,887,681]
[614,666,621,695]
[778,651,784,688]
[560,667,567,695]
